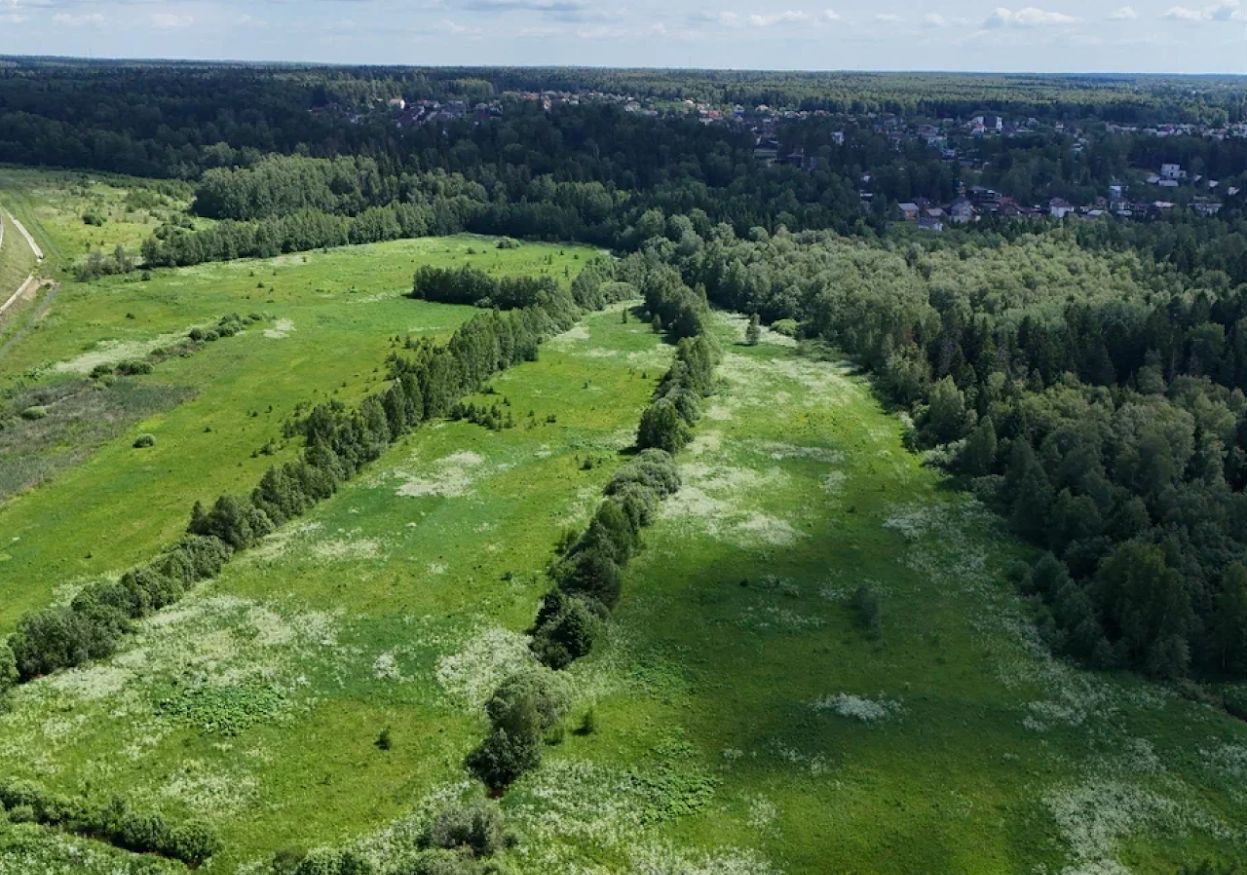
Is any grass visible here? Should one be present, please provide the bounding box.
[0,208,36,311]
[495,312,1247,874]
[2,306,1244,873]
[0,301,670,872]
[0,165,200,274]
[0,231,598,632]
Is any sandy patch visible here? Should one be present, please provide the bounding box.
[264,318,295,339]
[395,449,487,498]
[51,328,194,374]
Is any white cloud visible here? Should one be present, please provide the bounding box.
[151,12,193,30]
[52,11,104,27]
[1162,0,1245,19]
[747,10,810,26]
[875,12,903,22]
[1108,5,1138,18]
[823,8,840,20]
[440,18,483,35]
[986,6,1079,27]
[923,12,948,26]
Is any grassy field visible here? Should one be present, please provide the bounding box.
[0,210,36,305]
[2,305,1244,873]
[504,313,1247,873]
[0,229,598,632]
[0,165,200,272]
[0,301,672,872]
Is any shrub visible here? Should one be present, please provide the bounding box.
[19,405,48,421]
[423,802,509,858]
[466,727,541,792]
[0,641,17,694]
[9,605,123,680]
[553,548,621,608]
[117,359,154,376]
[636,398,690,454]
[168,820,223,867]
[530,591,604,669]
[606,449,680,497]
[851,585,882,639]
[468,670,568,790]
[291,848,375,875]
[133,433,156,448]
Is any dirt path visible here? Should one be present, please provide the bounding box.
[0,205,47,321]
[0,274,43,317]
[7,211,44,261]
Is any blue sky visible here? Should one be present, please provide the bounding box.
[0,0,1243,73]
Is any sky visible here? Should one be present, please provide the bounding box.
[0,0,1244,73]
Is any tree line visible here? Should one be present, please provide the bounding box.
[0,263,602,705]
[466,256,720,793]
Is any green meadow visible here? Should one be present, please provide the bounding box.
[0,187,597,628]
[0,173,1245,874]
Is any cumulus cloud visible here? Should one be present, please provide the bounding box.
[875,12,902,22]
[1108,5,1138,18]
[823,8,840,20]
[985,6,1078,26]
[747,10,811,26]
[52,10,104,27]
[923,12,948,26]
[151,12,193,29]
[1162,1,1245,19]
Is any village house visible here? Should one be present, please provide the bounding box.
[898,202,920,221]
[1161,163,1186,181]
[949,198,976,224]
[1049,198,1075,219]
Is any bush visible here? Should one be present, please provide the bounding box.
[851,585,882,639]
[423,802,509,858]
[529,591,604,669]
[0,641,17,694]
[636,398,690,454]
[606,449,680,498]
[9,605,124,680]
[291,848,375,875]
[117,359,154,376]
[133,433,156,448]
[468,670,568,790]
[19,405,48,421]
[553,548,621,608]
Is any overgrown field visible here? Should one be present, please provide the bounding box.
[4,303,1245,873]
[0,216,596,629]
[0,301,671,871]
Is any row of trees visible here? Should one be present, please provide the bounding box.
[1,267,590,696]
[411,264,560,310]
[467,259,719,792]
[0,779,219,866]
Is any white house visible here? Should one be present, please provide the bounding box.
[1049,198,1075,219]
[1161,163,1186,181]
